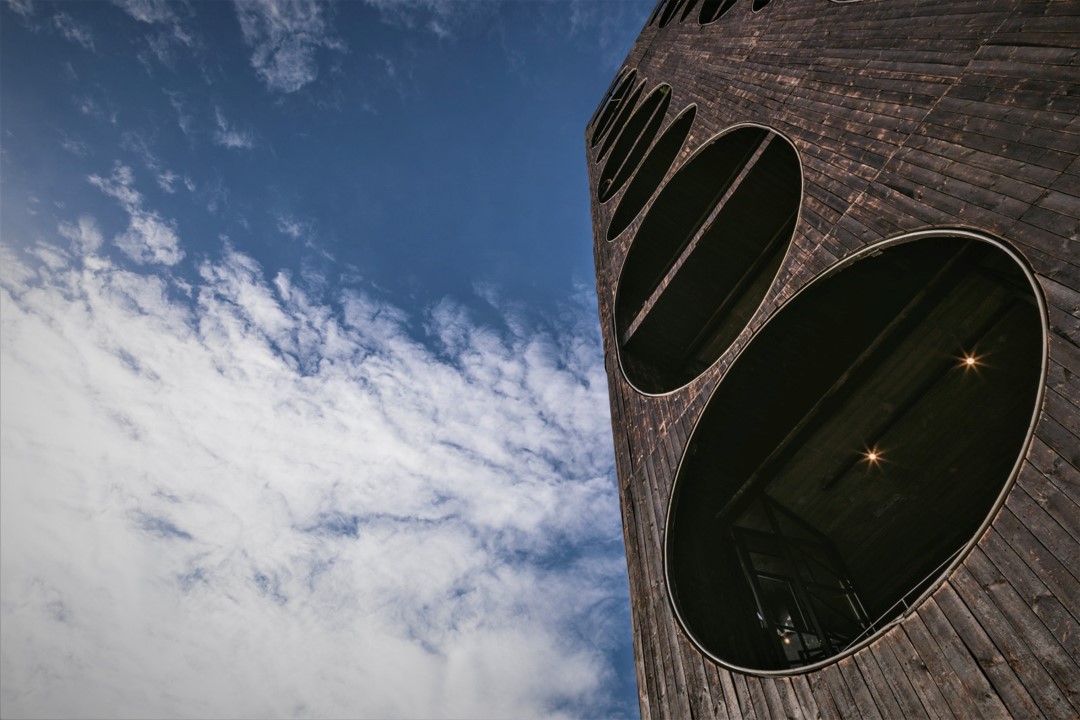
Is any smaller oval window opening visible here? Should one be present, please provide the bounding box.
[614,126,801,394]
[648,0,669,26]
[588,68,629,133]
[665,234,1045,673]
[599,85,672,203]
[597,81,646,164]
[591,70,638,149]
[699,0,738,24]
[608,105,696,239]
[659,0,686,27]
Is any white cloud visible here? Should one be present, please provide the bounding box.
[74,93,117,124]
[59,136,90,157]
[114,213,183,266]
[362,0,479,40]
[233,0,345,93]
[277,215,306,240]
[119,132,188,194]
[4,0,33,18]
[53,11,95,51]
[111,0,176,24]
[75,95,100,116]
[113,0,196,69]
[566,0,647,70]
[88,165,184,265]
[156,170,186,193]
[213,107,257,149]
[0,238,628,718]
[275,215,327,258]
[166,91,194,137]
[58,215,104,254]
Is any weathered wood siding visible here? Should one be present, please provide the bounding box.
[586,0,1080,717]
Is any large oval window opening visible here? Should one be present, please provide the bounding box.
[599,84,672,203]
[665,233,1045,673]
[608,105,696,238]
[614,125,801,394]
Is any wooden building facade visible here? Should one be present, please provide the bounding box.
[585,0,1080,717]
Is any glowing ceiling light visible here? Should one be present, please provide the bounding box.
[960,351,981,370]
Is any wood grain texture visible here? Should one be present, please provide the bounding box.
[587,0,1080,717]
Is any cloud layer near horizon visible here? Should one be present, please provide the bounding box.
[0,227,627,718]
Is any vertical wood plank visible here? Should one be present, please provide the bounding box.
[882,630,956,720]
[950,565,1074,718]
[851,648,907,719]
[867,639,933,719]
[934,582,1044,720]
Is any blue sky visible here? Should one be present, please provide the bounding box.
[0,1,653,717]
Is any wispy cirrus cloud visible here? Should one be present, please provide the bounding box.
[4,0,34,18]
[0,234,629,718]
[233,0,345,93]
[363,0,479,40]
[111,0,177,24]
[213,107,257,149]
[566,0,649,70]
[59,135,91,157]
[119,132,191,194]
[53,11,95,51]
[88,164,184,265]
[112,0,196,70]
[165,91,194,137]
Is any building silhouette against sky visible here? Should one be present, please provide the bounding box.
[586,0,1079,717]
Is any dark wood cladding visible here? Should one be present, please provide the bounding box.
[586,0,1080,717]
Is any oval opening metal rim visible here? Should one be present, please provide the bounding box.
[660,227,1051,677]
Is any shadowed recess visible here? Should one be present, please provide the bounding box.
[607,105,696,239]
[665,234,1045,672]
[598,84,672,203]
[699,0,739,24]
[614,125,800,394]
[659,0,687,27]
